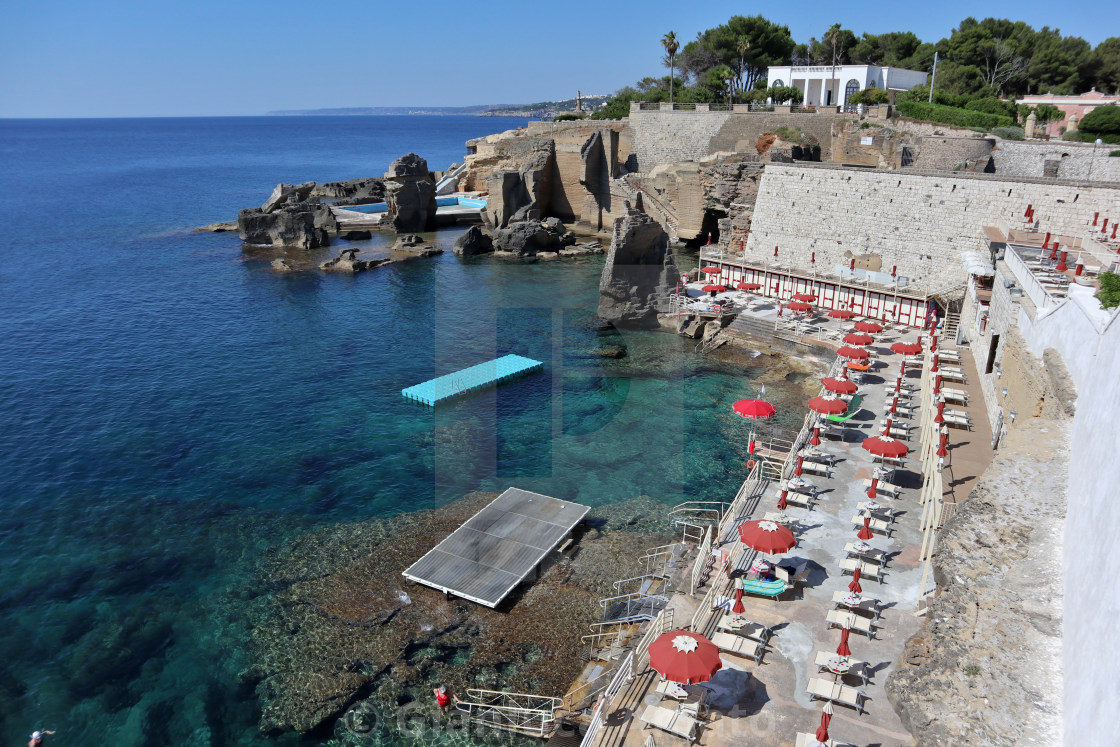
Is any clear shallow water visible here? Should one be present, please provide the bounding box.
[0,116,809,745]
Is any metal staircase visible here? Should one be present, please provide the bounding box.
[941,312,961,345]
[454,689,562,738]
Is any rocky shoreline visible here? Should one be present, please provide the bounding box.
[242,492,676,739]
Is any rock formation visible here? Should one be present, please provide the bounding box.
[311,177,386,205]
[261,182,316,213]
[238,200,337,249]
[383,153,437,232]
[577,129,621,231]
[481,138,555,229]
[319,248,389,273]
[598,206,680,327]
[453,225,494,256]
[389,234,442,257]
[489,217,575,257]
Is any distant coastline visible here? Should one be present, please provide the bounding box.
[268,95,612,118]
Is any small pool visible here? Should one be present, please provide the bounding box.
[340,196,487,213]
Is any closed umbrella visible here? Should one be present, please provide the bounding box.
[937,431,949,457]
[931,354,940,373]
[935,401,945,423]
[843,331,874,346]
[849,567,862,593]
[882,417,893,436]
[934,374,942,395]
[648,630,723,685]
[900,360,906,377]
[837,627,852,657]
[816,703,834,743]
[733,578,745,614]
[889,396,898,414]
[868,477,879,499]
[857,516,874,540]
[854,320,883,333]
[930,335,938,353]
[794,455,805,476]
[777,489,788,511]
[809,426,821,446]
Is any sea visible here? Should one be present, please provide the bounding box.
[0,115,809,745]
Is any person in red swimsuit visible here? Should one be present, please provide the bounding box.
[434,685,452,711]
[29,730,56,747]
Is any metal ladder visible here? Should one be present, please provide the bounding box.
[454,689,562,738]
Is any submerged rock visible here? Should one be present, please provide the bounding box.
[598,206,680,328]
[193,220,238,232]
[319,248,388,273]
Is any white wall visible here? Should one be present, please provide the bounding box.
[1016,288,1120,745]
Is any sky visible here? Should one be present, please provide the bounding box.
[1,0,1117,118]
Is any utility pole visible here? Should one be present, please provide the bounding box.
[929,51,939,104]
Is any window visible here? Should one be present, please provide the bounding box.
[772,79,784,87]
[845,79,860,102]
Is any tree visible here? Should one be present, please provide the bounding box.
[1092,38,1120,94]
[849,87,890,105]
[1032,103,1066,125]
[768,85,804,105]
[662,31,680,104]
[1080,104,1120,135]
[1028,28,1091,94]
[823,24,848,107]
[676,15,796,95]
[1096,271,1120,309]
[736,37,752,102]
[851,31,922,66]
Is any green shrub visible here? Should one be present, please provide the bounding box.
[767,85,804,105]
[1110,150,1120,157]
[849,87,889,105]
[895,101,1012,130]
[1062,131,1120,145]
[965,98,1016,119]
[1097,272,1120,310]
[1080,104,1120,135]
[553,113,587,122]
[859,122,882,129]
[991,126,1025,140]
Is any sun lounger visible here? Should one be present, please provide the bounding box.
[640,704,699,743]
[826,395,863,423]
[813,650,871,685]
[736,577,788,599]
[839,556,885,583]
[782,489,816,510]
[859,478,901,499]
[716,615,773,644]
[843,543,888,567]
[800,448,837,465]
[876,420,911,439]
[942,409,972,430]
[762,512,801,532]
[939,368,966,382]
[825,609,877,639]
[798,460,833,478]
[831,590,882,621]
[940,387,968,404]
[710,630,766,663]
[806,677,866,715]
[857,504,895,523]
[772,563,809,588]
[819,423,847,441]
[882,403,916,418]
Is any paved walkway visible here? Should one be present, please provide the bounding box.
[590,324,994,747]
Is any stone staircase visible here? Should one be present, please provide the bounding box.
[617,176,680,242]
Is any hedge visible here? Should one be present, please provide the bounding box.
[1061,131,1120,145]
[895,102,1013,130]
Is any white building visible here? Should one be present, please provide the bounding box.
[765,64,928,108]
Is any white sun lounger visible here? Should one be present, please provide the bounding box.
[814,650,871,685]
[796,732,854,747]
[831,590,882,621]
[825,609,877,639]
[940,387,968,404]
[849,515,893,537]
[838,557,884,583]
[843,543,888,567]
[710,630,765,663]
[806,677,866,715]
[640,704,699,743]
[716,615,773,644]
[942,409,972,430]
[860,478,901,499]
[798,460,833,478]
[938,367,966,382]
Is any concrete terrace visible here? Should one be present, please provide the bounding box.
[585,319,994,747]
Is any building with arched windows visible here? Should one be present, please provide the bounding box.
[765,64,928,108]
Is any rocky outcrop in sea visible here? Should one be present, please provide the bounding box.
[597,206,680,328]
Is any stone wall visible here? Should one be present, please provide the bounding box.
[991,139,1120,183]
[744,164,1120,294]
[911,137,995,172]
[708,113,845,162]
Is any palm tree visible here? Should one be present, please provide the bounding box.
[662,31,679,104]
[736,37,751,103]
[824,25,842,108]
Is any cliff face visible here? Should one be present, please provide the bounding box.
[886,419,1067,746]
[598,207,679,328]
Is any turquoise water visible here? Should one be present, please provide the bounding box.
[0,116,809,745]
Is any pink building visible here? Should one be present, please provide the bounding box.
[1018,89,1120,138]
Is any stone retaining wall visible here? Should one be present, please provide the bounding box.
[991,139,1120,182]
[744,164,1120,293]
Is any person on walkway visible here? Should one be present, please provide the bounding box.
[30,730,56,747]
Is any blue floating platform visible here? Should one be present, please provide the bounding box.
[402,354,543,406]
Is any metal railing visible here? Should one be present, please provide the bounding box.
[455,689,562,737]
[577,650,636,747]
[630,607,674,677]
[689,526,714,595]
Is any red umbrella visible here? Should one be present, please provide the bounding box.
[738,519,797,555]
[702,284,727,293]
[792,292,817,302]
[829,308,856,319]
[822,376,858,395]
[857,516,874,540]
[937,431,949,457]
[930,335,938,353]
[809,427,821,446]
[808,396,848,415]
[854,320,883,333]
[882,417,893,436]
[849,568,863,593]
[894,376,902,393]
[934,374,942,395]
[888,396,898,414]
[931,354,940,373]
[816,704,833,743]
[737,282,761,292]
[868,477,878,499]
[788,301,813,313]
[1056,251,1068,272]
[733,585,745,613]
[891,341,922,355]
[794,455,805,476]
[863,435,909,459]
[935,401,945,423]
[900,360,907,377]
[733,399,775,419]
[648,630,723,685]
[843,331,874,346]
[837,346,870,361]
[837,627,852,657]
[700,266,721,275]
[777,489,788,510]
